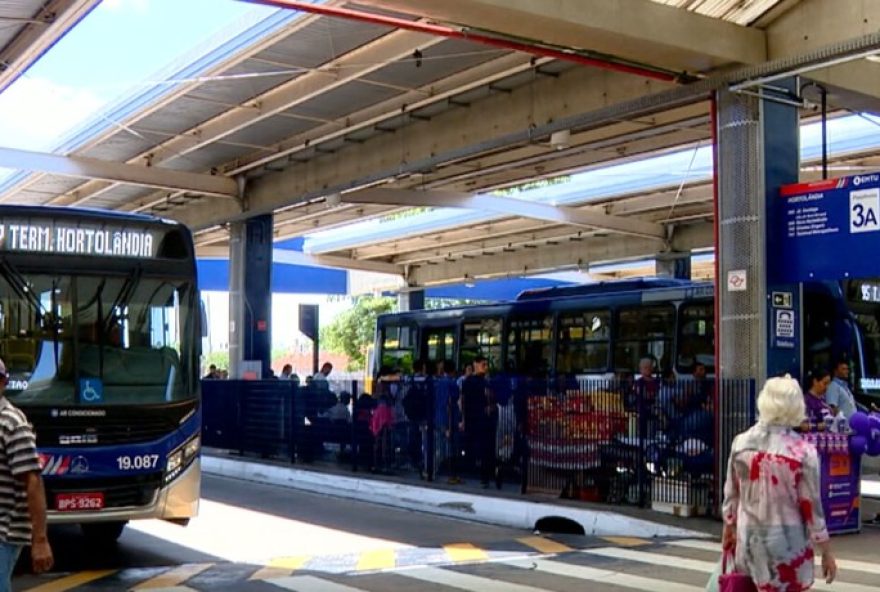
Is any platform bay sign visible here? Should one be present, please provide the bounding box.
[773,173,880,282]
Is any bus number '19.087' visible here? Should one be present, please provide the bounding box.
[116,454,160,470]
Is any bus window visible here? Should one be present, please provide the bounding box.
[614,305,674,372]
[424,327,456,370]
[677,302,714,374]
[557,309,610,374]
[460,318,502,371]
[381,325,415,374]
[508,316,553,376]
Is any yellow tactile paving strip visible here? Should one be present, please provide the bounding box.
[17,534,660,590]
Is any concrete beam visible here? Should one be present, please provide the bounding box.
[342,188,666,240]
[168,66,676,230]
[0,147,238,199]
[408,221,712,285]
[357,0,766,71]
[768,0,880,107]
[196,246,402,275]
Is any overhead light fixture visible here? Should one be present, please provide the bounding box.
[550,129,571,150]
[325,192,342,208]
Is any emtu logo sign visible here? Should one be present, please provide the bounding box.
[853,174,880,187]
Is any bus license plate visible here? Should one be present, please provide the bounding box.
[56,493,105,511]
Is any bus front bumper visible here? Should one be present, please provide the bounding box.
[47,458,201,524]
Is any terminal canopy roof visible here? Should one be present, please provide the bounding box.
[2,0,880,289]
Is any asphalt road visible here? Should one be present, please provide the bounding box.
[13,473,880,591]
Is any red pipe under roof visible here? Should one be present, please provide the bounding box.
[248,0,680,82]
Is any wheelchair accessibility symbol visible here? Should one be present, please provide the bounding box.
[79,379,103,404]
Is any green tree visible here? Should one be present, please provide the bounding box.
[320,296,395,370]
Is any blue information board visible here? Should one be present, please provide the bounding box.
[773,173,880,282]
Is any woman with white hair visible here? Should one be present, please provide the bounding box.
[720,375,836,591]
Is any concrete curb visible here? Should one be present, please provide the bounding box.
[203,455,709,539]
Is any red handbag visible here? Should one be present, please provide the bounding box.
[719,551,757,592]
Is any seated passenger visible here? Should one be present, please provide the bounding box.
[326,392,352,423]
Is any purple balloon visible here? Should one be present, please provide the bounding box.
[850,435,868,456]
[868,437,880,457]
[849,412,871,437]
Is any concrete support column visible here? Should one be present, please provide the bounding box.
[655,251,691,279]
[228,214,274,379]
[716,80,800,384]
[397,287,425,312]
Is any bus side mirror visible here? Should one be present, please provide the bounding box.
[199,299,208,339]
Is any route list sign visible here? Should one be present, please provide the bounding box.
[0,219,156,258]
[774,174,880,282]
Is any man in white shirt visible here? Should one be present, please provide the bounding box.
[825,360,858,419]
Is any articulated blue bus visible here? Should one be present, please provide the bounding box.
[374,278,880,402]
[0,206,201,543]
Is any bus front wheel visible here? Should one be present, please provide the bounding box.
[81,521,127,544]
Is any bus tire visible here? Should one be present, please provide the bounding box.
[81,521,127,544]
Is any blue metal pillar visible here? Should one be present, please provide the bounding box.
[398,287,425,311]
[229,214,273,378]
[762,79,802,379]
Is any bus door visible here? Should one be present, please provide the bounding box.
[421,325,458,373]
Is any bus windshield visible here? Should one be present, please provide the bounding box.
[0,269,196,406]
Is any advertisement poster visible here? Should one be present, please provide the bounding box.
[819,451,861,534]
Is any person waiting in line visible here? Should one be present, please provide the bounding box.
[371,394,395,473]
[0,357,54,590]
[280,363,301,386]
[353,390,377,469]
[312,362,333,385]
[721,375,836,591]
[803,366,833,424]
[433,360,460,483]
[203,364,220,380]
[825,359,858,419]
[688,361,713,412]
[461,356,496,488]
[456,362,473,391]
[403,360,430,476]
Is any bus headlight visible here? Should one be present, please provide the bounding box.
[184,436,200,460]
[166,450,183,474]
[165,433,199,484]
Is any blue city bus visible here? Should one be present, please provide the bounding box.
[0,206,201,543]
[374,278,880,403]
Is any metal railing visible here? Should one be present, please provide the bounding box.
[200,375,757,518]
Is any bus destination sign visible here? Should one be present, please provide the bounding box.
[0,221,155,258]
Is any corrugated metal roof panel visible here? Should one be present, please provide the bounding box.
[253,17,391,68]
[163,144,254,172]
[650,0,784,25]
[363,39,508,88]
[287,80,402,122]
[77,133,159,162]
[128,95,236,138]
[0,0,45,53]
[185,59,301,107]
[223,115,318,148]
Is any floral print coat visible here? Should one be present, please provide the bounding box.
[722,423,829,591]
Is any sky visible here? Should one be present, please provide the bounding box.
[0,0,277,163]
